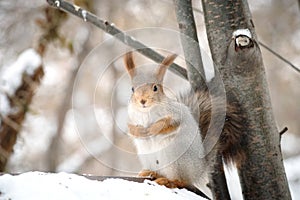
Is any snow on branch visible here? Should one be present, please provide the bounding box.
[0,48,41,121]
[0,48,43,171]
[232,29,254,49]
[1,49,41,97]
[46,0,188,80]
[0,172,206,200]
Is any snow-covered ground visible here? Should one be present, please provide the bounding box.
[0,172,206,200]
[0,159,298,200]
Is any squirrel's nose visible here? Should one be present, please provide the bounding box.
[140,99,146,105]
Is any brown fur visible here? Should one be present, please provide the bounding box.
[147,116,180,135]
[127,124,147,138]
[131,84,165,109]
[186,85,247,168]
[128,116,180,138]
[138,169,186,188]
[124,51,135,79]
[156,54,177,82]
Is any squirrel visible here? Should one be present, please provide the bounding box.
[124,51,247,197]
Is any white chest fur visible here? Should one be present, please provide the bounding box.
[128,100,202,173]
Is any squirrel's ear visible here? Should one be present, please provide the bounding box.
[156,54,177,83]
[124,51,135,79]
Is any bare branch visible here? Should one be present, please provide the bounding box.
[279,127,288,136]
[173,0,206,90]
[259,42,300,73]
[46,0,188,80]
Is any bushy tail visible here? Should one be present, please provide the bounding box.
[179,83,247,168]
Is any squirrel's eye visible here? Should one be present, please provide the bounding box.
[153,85,158,92]
[131,87,134,92]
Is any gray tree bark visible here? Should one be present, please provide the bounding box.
[173,0,206,90]
[173,1,230,199]
[201,0,291,199]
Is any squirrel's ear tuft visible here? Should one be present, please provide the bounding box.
[124,51,135,79]
[156,54,177,83]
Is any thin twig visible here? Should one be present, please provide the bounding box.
[0,116,21,132]
[259,42,300,73]
[279,127,288,136]
[46,0,188,80]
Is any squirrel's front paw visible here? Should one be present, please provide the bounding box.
[128,124,148,137]
[155,177,186,189]
[138,169,158,179]
[138,170,186,189]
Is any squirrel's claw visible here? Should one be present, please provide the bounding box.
[138,169,159,179]
[138,170,186,189]
[155,177,186,188]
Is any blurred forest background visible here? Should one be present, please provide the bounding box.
[0,0,299,199]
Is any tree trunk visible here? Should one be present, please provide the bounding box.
[201,0,291,199]
[173,1,230,199]
[173,0,206,90]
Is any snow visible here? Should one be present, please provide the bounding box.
[0,48,41,96]
[74,4,81,12]
[54,0,60,7]
[0,172,206,200]
[0,48,41,120]
[82,10,87,22]
[232,29,252,38]
[284,155,300,199]
[0,93,10,116]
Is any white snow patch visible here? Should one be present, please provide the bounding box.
[284,155,300,199]
[54,0,60,7]
[232,29,252,38]
[0,49,42,96]
[0,172,206,200]
[0,48,41,96]
[0,94,10,116]
[74,4,81,11]
[82,10,87,22]
[0,49,41,118]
